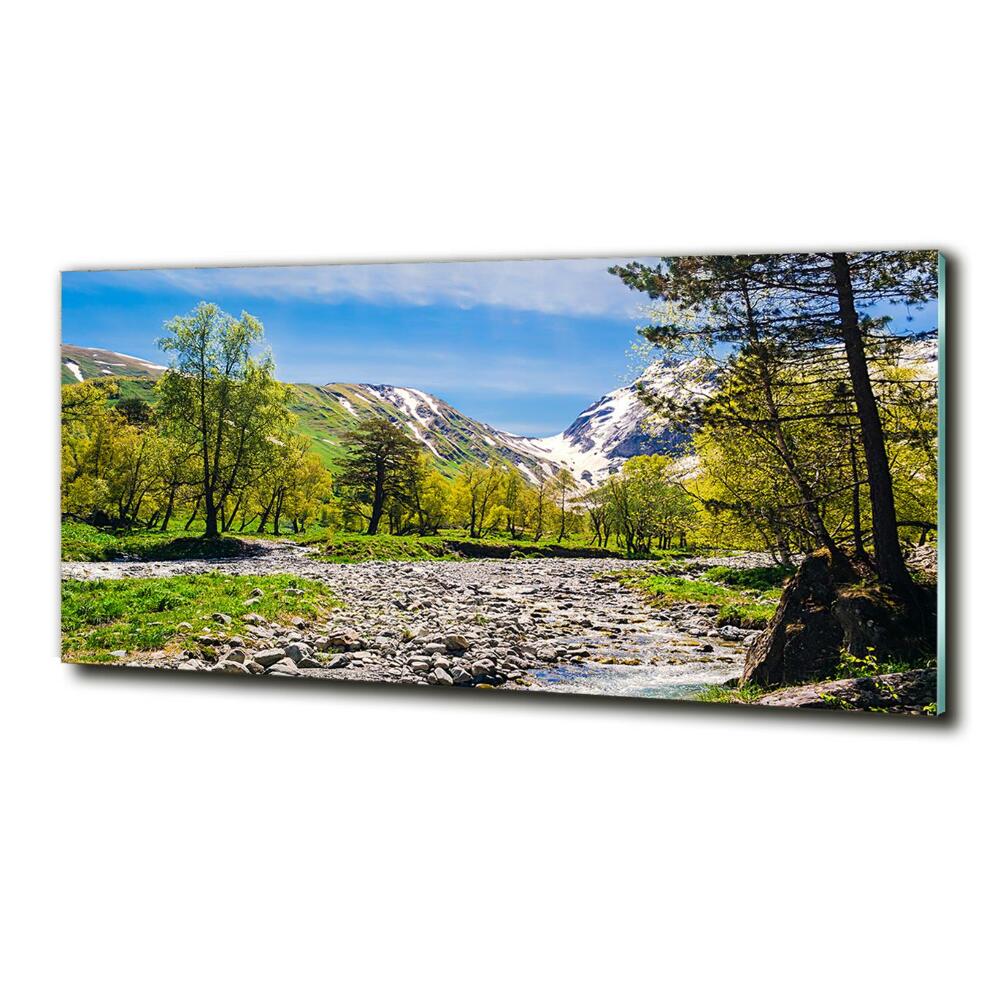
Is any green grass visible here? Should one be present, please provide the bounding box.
[316,532,459,563]
[313,529,679,563]
[61,522,256,562]
[625,573,781,628]
[702,564,795,590]
[62,572,337,662]
[694,683,766,704]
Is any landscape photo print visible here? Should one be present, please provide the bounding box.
[60,252,944,714]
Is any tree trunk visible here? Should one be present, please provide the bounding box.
[204,496,219,539]
[367,465,385,534]
[184,496,201,531]
[847,424,866,560]
[831,253,912,592]
[161,487,176,533]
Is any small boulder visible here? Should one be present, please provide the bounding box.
[319,629,364,652]
[430,666,453,686]
[284,641,312,664]
[449,665,473,685]
[253,648,286,668]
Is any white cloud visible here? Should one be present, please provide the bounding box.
[78,257,658,318]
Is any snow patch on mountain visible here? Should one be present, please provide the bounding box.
[507,357,710,484]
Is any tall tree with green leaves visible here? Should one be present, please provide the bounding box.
[157,302,285,539]
[339,416,420,534]
[611,251,938,593]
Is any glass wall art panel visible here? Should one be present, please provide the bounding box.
[61,252,945,714]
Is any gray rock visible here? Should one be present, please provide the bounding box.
[253,648,286,668]
[449,665,473,685]
[284,641,312,664]
[444,634,471,652]
[430,666,453,685]
[319,629,364,652]
[265,657,302,675]
[212,612,233,625]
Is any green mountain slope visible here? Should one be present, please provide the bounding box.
[60,344,564,482]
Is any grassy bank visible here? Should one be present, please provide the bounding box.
[63,520,715,566]
[622,571,784,628]
[62,572,337,663]
[313,529,665,563]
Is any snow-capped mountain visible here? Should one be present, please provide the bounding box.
[298,381,566,482]
[58,343,707,485]
[326,358,709,485]
[507,357,710,484]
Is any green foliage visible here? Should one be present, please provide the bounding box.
[62,573,337,661]
[61,305,332,540]
[338,416,421,535]
[834,647,932,680]
[609,252,938,582]
[593,455,698,556]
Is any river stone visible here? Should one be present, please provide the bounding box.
[266,657,302,675]
[284,641,312,663]
[319,629,364,652]
[253,648,286,668]
[430,666,453,685]
[449,665,473,685]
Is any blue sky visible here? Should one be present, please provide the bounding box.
[61,258,938,438]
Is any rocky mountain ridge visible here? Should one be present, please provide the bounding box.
[61,342,696,483]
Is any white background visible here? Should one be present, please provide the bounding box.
[2,3,996,998]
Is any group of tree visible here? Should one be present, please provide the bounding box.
[61,303,332,537]
[609,251,939,598]
[331,414,703,554]
[62,255,939,583]
[329,417,591,541]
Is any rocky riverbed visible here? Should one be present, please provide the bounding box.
[63,543,758,700]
